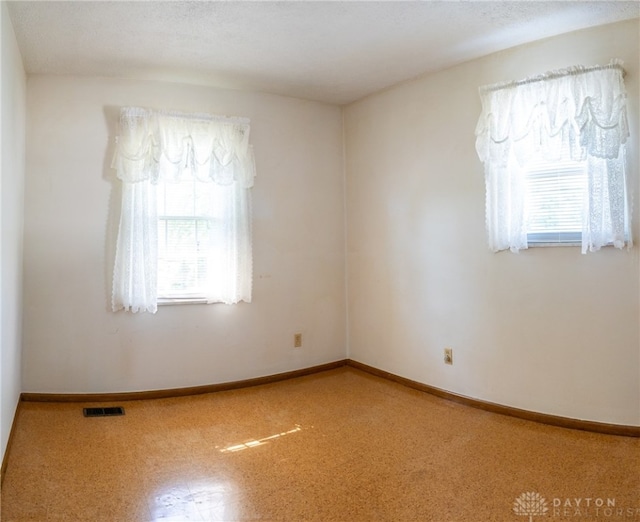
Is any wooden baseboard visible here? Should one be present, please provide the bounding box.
[20,359,349,403]
[1,400,22,486]
[17,358,638,437]
[347,360,640,438]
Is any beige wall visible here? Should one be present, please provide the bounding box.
[18,18,640,427]
[1,2,27,459]
[344,19,640,425]
[22,77,346,393]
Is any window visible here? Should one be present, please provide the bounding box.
[111,107,255,314]
[157,178,225,300]
[475,60,632,254]
[524,156,586,245]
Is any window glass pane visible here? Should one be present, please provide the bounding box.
[525,160,586,244]
[165,179,196,215]
[156,183,166,215]
[194,181,214,216]
[157,178,221,298]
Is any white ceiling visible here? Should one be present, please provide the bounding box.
[7,1,640,105]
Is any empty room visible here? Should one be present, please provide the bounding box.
[1,1,639,521]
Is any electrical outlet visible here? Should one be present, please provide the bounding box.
[294,333,302,348]
[444,347,453,365]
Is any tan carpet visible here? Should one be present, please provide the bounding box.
[2,367,638,521]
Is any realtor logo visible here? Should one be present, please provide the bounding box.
[513,491,549,521]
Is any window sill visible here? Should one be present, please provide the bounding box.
[527,241,626,248]
[158,297,208,306]
[527,242,581,248]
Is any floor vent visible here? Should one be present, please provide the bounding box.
[83,407,125,417]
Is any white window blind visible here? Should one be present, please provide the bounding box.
[157,178,235,300]
[524,159,587,245]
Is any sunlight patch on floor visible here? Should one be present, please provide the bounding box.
[218,424,304,453]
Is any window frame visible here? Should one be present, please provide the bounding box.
[523,157,587,248]
[156,177,225,305]
[157,214,216,305]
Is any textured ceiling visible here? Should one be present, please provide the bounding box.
[7,1,640,105]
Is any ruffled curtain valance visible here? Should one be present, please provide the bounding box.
[475,60,632,254]
[475,60,629,168]
[112,107,256,188]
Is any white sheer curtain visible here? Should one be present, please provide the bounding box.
[475,60,632,253]
[112,107,255,313]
